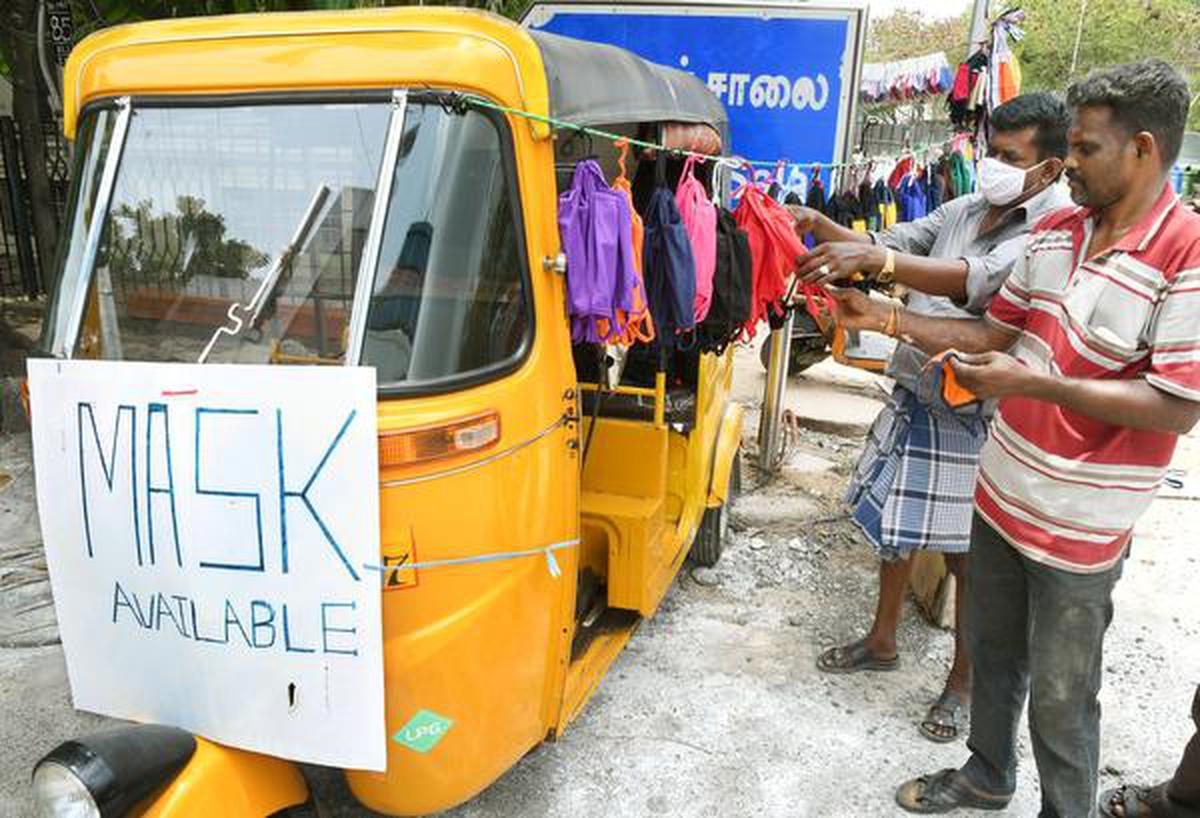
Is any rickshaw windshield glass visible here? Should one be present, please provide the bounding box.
[56,100,392,364]
[362,103,529,388]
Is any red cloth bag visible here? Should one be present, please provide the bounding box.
[733,176,828,338]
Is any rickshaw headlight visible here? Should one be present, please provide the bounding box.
[31,761,100,818]
[31,726,195,817]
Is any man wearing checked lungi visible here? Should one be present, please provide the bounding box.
[787,93,1072,744]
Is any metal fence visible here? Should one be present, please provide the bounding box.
[857,118,955,159]
[0,115,71,299]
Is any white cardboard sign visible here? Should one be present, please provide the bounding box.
[27,359,386,771]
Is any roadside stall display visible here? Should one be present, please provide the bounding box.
[861,52,954,105]
[948,7,1025,137]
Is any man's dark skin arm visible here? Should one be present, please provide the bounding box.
[828,286,1012,354]
[788,206,970,300]
[830,287,1200,435]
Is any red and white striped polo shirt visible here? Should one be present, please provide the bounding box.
[979,185,1200,572]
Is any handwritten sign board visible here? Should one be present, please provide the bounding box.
[27,359,386,771]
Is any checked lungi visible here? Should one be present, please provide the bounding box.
[846,385,989,561]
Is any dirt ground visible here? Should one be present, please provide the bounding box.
[2,344,1198,817]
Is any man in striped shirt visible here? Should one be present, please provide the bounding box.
[830,60,1200,816]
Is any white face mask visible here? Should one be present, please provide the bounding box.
[977,157,1032,206]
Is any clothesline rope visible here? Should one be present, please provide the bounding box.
[457,93,957,173]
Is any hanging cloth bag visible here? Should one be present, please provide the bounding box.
[642,155,697,348]
[733,172,822,339]
[599,139,655,346]
[557,159,638,344]
[697,206,753,354]
[675,155,718,323]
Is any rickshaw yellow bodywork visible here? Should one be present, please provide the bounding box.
[57,9,742,816]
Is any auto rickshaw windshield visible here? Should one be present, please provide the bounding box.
[39,95,531,391]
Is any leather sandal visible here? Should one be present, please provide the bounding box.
[895,768,1011,814]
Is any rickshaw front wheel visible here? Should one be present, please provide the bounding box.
[691,448,742,567]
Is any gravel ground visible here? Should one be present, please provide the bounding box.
[2,354,1199,817]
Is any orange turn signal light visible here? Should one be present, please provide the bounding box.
[378,411,501,468]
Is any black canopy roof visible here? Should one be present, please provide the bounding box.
[530,30,729,149]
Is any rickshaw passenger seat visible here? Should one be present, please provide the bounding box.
[579,387,696,430]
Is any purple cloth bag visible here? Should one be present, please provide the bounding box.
[558,159,637,343]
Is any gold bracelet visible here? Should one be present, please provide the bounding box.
[882,305,899,337]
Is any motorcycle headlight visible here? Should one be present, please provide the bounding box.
[31,761,99,818]
[31,726,195,817]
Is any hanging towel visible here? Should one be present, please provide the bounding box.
[675,155,718,323]
[557,159,638,344]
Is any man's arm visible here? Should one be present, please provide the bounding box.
[788,206,871,245]
[797,243,970,299]
[828,287,1016,354]
[793,200,975,299]
[949,352,1200,435]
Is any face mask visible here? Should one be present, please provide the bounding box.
[977,157,1032,206]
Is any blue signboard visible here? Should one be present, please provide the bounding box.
[526,3,863,173]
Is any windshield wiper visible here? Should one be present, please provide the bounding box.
[198,184,332,364]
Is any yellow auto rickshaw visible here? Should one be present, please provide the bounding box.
[28,8,743,816]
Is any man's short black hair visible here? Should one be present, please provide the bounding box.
[991,92,1071,160]
[1066,59,1192,168]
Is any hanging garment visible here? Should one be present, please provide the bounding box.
[558,159,638,345]
[888,156,914,190]
[950,152,974,198]
[643,163,698,348]
[697,207,754,354]
[928,166,945,211]
[598,141,654,346]
[998,60,1019,105]
[806,174,828,213]
[874,180,898,228]
[734,176,816,336]
[675,155,718,323]
[898,173,928,222]
[947,50,989,130]
[859,180,880,232]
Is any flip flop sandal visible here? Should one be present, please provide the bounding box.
[919,690,967,744]
[895,768,1011,814]
[816,639,899,674]
[1100,783,1200,818]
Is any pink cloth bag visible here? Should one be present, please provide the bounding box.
[675,155,718,322]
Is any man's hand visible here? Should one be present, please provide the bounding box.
[787,205,822,236]
[948,351,1044,401]
[828,287,889,333]
[796,242,886,285]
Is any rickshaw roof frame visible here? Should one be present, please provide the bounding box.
[60,6,727,144]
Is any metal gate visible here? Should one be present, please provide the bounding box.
[0,114,71,299]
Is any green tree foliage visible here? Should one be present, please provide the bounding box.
[1013,0,1200,129]
[866,8,971,65]
[103,196,269,285]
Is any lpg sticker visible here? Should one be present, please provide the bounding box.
[394,709,454,753]
[381,527,418,592]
